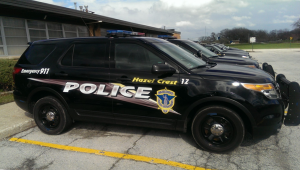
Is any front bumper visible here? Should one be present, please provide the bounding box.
[276,74,300,126]
[262,62,300,126]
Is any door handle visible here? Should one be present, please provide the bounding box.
[117,77,132,81]
[55,73,68,76]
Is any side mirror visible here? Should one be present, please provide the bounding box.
[197,50,203,58]
[210,48,214,52]
[152,64,176,76]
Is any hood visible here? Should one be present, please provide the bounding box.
[193,63,275,84]
[209,56,259,67]
[223,50,248,55]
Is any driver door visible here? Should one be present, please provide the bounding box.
[109,39,182,130]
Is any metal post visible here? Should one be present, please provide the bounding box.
[62,24,66,38]
[0,17,8,56]
[76,26,79,37]
[25,20,30,42]
[45,23,49,39]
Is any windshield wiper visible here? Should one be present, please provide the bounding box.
[206,62,217,68]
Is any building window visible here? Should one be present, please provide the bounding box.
[78,26,89,37]
[2,17,28,55]
[27,20,47,42]
[100,28,107,37]
[64,24,78,38]
[0,16,91,57]
[47,22,63,39]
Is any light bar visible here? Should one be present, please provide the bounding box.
[106,30,145,37]
[158,35,176,39]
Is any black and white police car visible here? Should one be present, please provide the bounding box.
[13,30,300,153]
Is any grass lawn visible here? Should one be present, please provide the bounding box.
[0,93,14,105]
[227,42,300,49]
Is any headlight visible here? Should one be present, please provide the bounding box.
[242,55,249,58]
[243,65,256,68]
[241,83,279,99]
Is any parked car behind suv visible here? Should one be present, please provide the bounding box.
[204,44,251,58]
[168,39,259,68]
[13,37,299,153]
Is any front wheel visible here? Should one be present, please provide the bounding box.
[191,106,245,153]
[33,96,72,135]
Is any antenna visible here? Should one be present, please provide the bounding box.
[84,5,88,13]
[81,17,93,36]
[74,2,77,10]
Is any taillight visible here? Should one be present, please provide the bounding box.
[13,67,22,81]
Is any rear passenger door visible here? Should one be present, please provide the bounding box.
[53,40,113,123]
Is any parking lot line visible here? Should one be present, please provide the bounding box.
[10,137,210,170]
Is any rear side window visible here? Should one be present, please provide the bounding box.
[61,43,107,67]
[19,44,56,65]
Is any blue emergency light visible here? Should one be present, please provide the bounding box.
[158,35,176,39]
[106,30,145,37]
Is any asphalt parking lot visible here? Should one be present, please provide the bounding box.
[1,49,300,170]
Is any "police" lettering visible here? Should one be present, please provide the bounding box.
[63,82,152,99]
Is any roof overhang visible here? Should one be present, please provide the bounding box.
[0,0,173,35]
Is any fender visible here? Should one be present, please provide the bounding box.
[177,96,256,132]
[28,87,72,115]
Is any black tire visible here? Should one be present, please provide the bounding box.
[191,106,245,153]
[33,96,72,135]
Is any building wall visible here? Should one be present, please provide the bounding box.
[173,33,181,39]
[0,16,89,57]
[146,33,158,37]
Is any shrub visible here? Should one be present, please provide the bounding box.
[0,59,17,91]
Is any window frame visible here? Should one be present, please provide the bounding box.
[18,43,57,65]
[110,39,179,73]
[59,41,109,69]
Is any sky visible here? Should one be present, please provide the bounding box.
[35,0,300,40]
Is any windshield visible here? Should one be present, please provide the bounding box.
[216,44,228,50]
[181,40,218,58]
[213,45,224,52]
[153,42,206,69]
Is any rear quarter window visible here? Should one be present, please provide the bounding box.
[18,44,56,65]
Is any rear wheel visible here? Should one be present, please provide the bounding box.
[33,96,72,135]
[191,106,244,153]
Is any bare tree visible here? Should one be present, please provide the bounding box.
[292,18,300,29]
[198,36,210,42]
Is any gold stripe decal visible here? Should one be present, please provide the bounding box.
[10,138,210,170]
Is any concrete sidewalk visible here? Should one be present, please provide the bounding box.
[0,102,35,139]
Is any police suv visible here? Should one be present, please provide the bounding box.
[13,31,300,153]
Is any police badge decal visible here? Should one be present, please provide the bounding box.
[156,88,176,114]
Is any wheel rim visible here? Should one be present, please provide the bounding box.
[38,104,60,129]
[201,115,233,146]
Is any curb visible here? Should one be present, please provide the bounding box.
[0,119,36,139]
[0,91,13,95]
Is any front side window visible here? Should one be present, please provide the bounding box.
[61,43,107,67]
[114,43,164,71]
